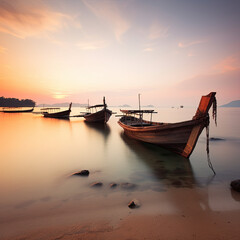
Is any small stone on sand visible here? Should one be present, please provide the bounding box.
[73,170,89,176]
[91,182,103,187]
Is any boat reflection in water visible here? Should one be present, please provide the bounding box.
[84,121,111,140]
[120,132,218,214]
[120,132,196,189]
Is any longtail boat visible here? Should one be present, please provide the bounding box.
[42,103,72,119]
[83,97,112,123]
[118,92,217,158]
[2,107,34,113]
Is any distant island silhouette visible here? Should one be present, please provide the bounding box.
[221,100,240,107]
[0,97,35,107]
[143,105,154,108]
[118,104,131,108]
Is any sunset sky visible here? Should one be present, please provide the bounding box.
[0,0,239,106]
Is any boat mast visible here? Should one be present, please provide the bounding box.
[138,93,143,124]
[103,96,106,109]
[138,93,141,111]
[103,96,106,123]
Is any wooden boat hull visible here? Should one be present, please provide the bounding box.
[118,116,208,157]
[43,109,71,119]
[84,108,112,123]
[2,108,34,113]
[118,92,216,158]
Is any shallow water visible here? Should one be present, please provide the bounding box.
[0,107,239,238]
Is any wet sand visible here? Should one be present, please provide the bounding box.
[1,187,240,240]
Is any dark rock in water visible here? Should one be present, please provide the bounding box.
[91,182,103,187]
[121,182,137,190]
[73,170,89,176]
[230,179,240,192]
[210,137,225,141]
[109,183,118,188]
[128,201,136,209]
[128,199,141,209]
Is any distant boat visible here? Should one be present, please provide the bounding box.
[83,97,112,123]
[2,107,34,113]
[118,92,217,158]
[42,103,72,119]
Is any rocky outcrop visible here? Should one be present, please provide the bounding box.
[90,182,103,187]
[109,183,118,188]
[128,199,141,209]
[231,179,240,192]
[72,170,89,176]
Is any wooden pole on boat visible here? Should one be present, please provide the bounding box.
[138,93,143,125]
[103,96,106,108]
[103,96,106,123]
[69,102,72,111]
[138,94,141,111]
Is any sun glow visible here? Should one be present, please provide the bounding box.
[52,92,68,99]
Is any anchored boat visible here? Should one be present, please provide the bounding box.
[2,107,34,113]
[83,97,112,123]
[118,92,217,158]
[42,103,72,119]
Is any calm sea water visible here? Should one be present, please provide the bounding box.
[0,107,239,238]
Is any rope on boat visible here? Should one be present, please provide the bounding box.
[204,96,217,175]
[212,96,217,126]
[206,125,216,175]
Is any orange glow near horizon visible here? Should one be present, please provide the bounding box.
[52,92,68,100]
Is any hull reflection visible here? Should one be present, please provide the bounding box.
[84,121,111,139]
[120,132,196,188]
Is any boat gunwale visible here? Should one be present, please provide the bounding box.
[118,116,208,132]
[84,108,112,118]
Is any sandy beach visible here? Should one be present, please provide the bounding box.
[1,187,240,240]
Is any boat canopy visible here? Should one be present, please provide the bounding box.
[87,104,106,109]
[40,107,60,110]
[120,110,156,114]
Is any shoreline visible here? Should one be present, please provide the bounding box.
[1,187,240,240]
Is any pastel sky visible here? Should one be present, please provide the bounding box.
[0,0,239,106]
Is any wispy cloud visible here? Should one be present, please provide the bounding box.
[0,45,7,53]
[143,47,153,52]
[82,0,130,42]
[0,0,73,39]
[76,40,106,50]
[213,56,240,73]
[149,22,169,40]
[142,21,169,52]
[187,52,195,57]
[171,56,240,104]
[178,40,206,48]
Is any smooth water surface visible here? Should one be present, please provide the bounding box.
[0,107,239,238]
